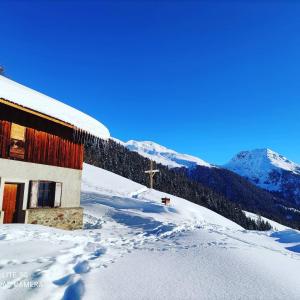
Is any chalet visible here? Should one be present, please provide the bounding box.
[0,75,109,229]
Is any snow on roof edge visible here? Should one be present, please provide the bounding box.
[0,75,110,139]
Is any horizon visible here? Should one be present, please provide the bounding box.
[1,1,300,165]
[119,137,300,165]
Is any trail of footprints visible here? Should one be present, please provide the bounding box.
[0,214,248,299]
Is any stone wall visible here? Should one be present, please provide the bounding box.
[26,207,83,230]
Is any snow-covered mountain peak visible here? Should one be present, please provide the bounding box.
[224,148,300,193]
[265,149,300,173]
[126,140,177,155]
[122,140,213,169]
[229,148,300,175]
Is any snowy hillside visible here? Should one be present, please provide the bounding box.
[1,163,300,299]
[118,139,212,169]
[0,75,110,139]
[81,163,240,230]
[224,148,300,204]
[244,211,289,231]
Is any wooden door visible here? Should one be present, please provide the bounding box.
[2,184,18,223]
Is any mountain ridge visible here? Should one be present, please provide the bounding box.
[224,148,300,205]
[117,139,300,225]
[118,139,213,169]
[119,139,300,205]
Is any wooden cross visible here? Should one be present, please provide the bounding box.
[145,160,159,189]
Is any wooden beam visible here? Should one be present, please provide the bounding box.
[0,98,74,129]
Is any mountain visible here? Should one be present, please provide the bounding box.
[186,165,300,228]
[84,138,270,230]
[119,140,300,228]
[224,149,300,206]
[120,140,212,169]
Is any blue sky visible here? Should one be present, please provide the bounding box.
[1,1,300,164]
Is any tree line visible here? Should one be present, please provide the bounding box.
[84,138,272,231]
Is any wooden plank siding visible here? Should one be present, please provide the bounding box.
[0,120,11,159]
[0,120,83,170]
[25,128,83,169]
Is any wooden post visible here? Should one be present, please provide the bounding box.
[145,160,159,189]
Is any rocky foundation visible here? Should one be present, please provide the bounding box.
[26,207,83,230]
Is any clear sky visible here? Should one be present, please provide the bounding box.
[1,0,300,165]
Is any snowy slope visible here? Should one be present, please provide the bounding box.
[0,75,110,139]
[244,210,289,231]
[119,139,212,169]
[0,163,300,300]
[224,149,300,204]
[84,228,300,300]
[82,163,240,230]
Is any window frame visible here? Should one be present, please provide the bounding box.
[28,181,62,209]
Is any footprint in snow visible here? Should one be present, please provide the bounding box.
[63,279,85,300]
[31,270,43,280]
[73,261,90,274]
[53,274,74,286]
[89,247,106,260]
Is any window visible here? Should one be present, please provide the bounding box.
[10,123,25,160]
[29,181,62,208]
[38,181,56,207]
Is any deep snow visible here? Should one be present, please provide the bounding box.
[0,75,110,139]
[0,163,299,300]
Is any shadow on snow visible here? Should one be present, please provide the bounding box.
[109,211,176,237]
[81,192,177,237]
[271,230,300,253]
[81,192,177,214]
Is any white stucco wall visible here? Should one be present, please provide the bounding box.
[0,158,82,210]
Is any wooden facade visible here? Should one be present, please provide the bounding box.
[0,120,83,170]
[0,120,10,159]
[25,127,83,169]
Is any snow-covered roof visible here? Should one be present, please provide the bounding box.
[0,75,110,139]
